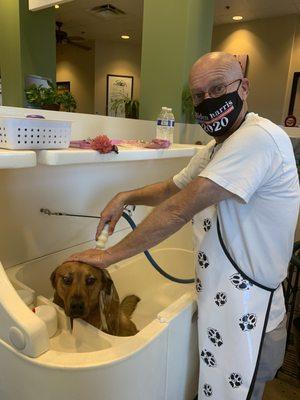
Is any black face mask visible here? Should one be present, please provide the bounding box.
[194,90,243,137]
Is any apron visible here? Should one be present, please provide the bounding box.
[193,205,275,399]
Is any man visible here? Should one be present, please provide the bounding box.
[67,52,299,399]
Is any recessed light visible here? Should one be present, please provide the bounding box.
[121,35,130,40]
[54,4,60,9]
[232,15,243,21]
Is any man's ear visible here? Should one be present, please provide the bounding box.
[240,78,249,99]
[102,270,113,295]
[50,267,59,289]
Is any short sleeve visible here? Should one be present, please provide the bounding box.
[199,126,276,203]
[173,142,215,189]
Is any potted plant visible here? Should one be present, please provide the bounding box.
[110,95,139,119]
[58,92,77,112]
[25,84,77,112]
[182,85,196,124]
[124,98,139,119]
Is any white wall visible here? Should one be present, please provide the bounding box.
[94,41,142,116]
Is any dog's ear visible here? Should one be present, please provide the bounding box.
[50,266,65,308]
[50,267,59,289]
[102,270,114,295]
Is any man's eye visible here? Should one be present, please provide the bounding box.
[62,276,73,285]
[86,276,96,286]
[195,92,205,100]
[212,85,224,95]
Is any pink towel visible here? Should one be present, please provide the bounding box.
[69,140,92,149]
[69,137,171,152]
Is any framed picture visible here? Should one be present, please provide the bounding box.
[106,74,133,117]
[288,72,300,122]
[57,81,70,94]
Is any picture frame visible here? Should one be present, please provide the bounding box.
[288,72,300,118]
[106,74,134,117]
[57,81,71,94]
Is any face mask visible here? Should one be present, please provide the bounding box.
[194,90,243,137]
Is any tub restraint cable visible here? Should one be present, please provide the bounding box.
[40,208,195,284]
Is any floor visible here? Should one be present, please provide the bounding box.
[263,374,300,400]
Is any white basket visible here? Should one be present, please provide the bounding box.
[0,116,72,150]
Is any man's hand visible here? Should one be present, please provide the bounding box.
[66,248,110,269]
[97,193,126,239]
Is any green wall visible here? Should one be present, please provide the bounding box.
[139,0,215,122]
[0,0,23,106]
[0,0,56,107]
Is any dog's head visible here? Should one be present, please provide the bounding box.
[50,261,113,319]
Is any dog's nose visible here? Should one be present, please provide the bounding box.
[70,299,85,316]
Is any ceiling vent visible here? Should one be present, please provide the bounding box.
[88,3,126,18]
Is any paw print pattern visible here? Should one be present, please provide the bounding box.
[214,292,227,306]
[198,251,210,269]
[201,349,217,367]
[228,373,243,388]
[207,327,223,347]
[203,383,213,397]
[196,277,202,293]
[203,218,211,232]
[239,313,257,332]
[229,273,253,290]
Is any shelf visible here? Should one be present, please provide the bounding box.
[37,145,198,166]
[0,149,36,169]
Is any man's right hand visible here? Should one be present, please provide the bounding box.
[96,193,126,239]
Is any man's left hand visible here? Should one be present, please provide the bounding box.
[66,248,109,269]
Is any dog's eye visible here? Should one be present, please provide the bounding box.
[86,276,96,286]
[62,275,73,285]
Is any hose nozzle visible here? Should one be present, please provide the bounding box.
[95,224,109,249]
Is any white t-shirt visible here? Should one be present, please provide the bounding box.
[173,112,300,332]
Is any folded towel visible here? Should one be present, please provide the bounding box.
[69,137,171,152]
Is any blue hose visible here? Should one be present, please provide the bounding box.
[121,212,195,284]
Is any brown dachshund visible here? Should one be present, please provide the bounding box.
[50,261,140,336]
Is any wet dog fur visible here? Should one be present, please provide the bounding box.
[50,261,140,336]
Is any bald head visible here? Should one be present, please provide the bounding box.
[189,52,249,106]
[190,52,243,84]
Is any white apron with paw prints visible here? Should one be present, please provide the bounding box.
[193,205,275,400]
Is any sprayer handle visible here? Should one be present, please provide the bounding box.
[95,224,109,249]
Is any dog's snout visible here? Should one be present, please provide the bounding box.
[70,298,86,317]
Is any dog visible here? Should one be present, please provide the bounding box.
[50,261,140,336]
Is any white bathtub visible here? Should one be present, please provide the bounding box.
[1,245,199,400]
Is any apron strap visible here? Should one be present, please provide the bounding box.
[216,217,275,292]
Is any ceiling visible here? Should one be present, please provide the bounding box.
[55,0,300,45]
[55,0,143,45]
[215,0,300,25]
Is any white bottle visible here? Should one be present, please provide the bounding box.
[156,107,169,140]
[167,107,175,144]
[96,224,109,249]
